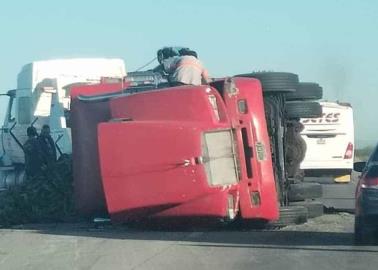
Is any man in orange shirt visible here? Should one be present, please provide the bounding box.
[161,48,210,86]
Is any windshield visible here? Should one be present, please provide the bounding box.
[370,145,378,162]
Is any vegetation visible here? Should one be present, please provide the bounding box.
[0,155,74,227]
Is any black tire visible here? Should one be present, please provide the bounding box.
[354,216,377,245]
[285,101,322,119]
[288,182,323,202]
[272,206,308,227]
[285,121,307,179]
[237,72,299,92]
[286,82,323,101]
[354,216,364,244]
[290,200,324,218]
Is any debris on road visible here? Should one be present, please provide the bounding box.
[0,155,74,227]
[280,212,354,232]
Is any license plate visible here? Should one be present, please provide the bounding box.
[317,138,326,144]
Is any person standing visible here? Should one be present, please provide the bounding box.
[38,124,57,168]
[23,126,42,179]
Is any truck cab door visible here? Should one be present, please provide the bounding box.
[1,90,24,164]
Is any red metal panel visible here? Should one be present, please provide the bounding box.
[98,121,237,222]
[71,79,277,222]
[152,189,235,218]
[70,81,130,216]
[218,77,279,220]
[71,98,111,216]
[70,82,124,99]
[110,86,229,124]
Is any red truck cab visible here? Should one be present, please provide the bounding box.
[70,77,279,223]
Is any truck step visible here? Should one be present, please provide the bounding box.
[0,166,15,171]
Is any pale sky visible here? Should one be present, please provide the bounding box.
[0,0,377,146]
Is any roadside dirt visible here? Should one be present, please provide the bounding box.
[282,212,354,232]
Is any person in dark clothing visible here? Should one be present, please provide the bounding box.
[152,47,180,74]
[23,126,42,179]
[178,48,198,58]
[38,124,57,168]
[157,47,179,65]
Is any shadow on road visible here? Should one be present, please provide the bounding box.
[181,243,378,253]
[4,222,377,252]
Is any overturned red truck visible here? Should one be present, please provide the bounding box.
[70,70,324,226]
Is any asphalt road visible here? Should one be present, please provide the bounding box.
[0,213,377,270]
[305,171,359,211]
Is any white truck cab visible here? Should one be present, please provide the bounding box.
[0,58,126,188]
[300,101,354,183]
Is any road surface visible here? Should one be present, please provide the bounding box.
[0,213,377,270]
[305,170,359,211]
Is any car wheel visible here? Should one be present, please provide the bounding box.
[354,216,376,245]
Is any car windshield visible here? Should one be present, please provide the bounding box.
[371,145,378,162]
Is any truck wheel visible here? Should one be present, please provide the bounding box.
[285,82,323,101]
[285,140,306,178]
[288,182,322,201]
[290,200,324,218]
[271,206,308,227]
[285,121,307,178]
[285,101,322,119]
[237,72,299,92]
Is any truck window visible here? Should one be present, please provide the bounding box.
[17,97,32,124]
[8,96,16,122]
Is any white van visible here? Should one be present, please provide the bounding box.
[300,101,354,183]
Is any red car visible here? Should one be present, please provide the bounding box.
[354,143,378,244]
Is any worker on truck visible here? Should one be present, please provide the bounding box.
[163,48,210,86]
[155,47,210,86]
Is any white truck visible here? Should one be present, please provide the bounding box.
[0,58,126,189]
[300,101,354,183]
